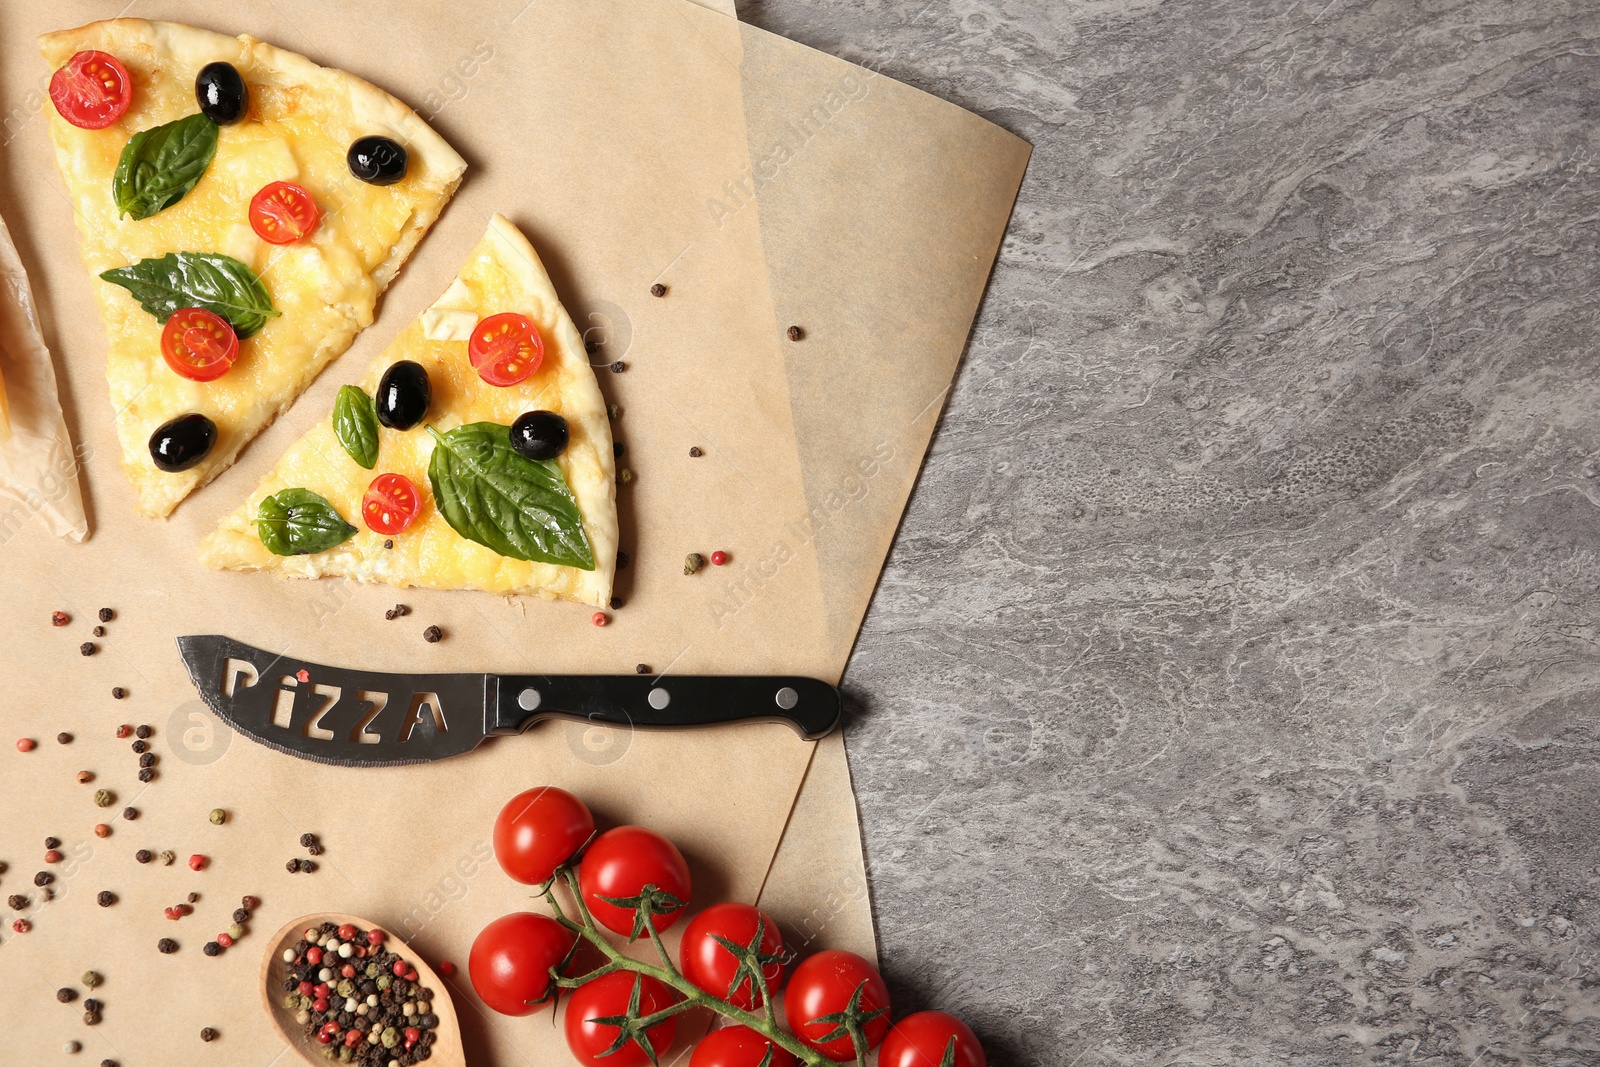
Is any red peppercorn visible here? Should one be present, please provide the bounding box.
[337,922,357,941]
[313,983,330,999]
[392,960,407,977]
[165,907,178,921]
[345,1030,363,1049]
[317,1022,337,1044]
[297,981,313,997]
[436,959,455,977]
[44,850,62,864]
[367,928,386,945]
[313,998,330,1014]
[592,611,608,626]
[711,550,728,566]
[115,724,132,739]
[306,946,323,965]
[188,854,207,871]
[51,611,69,626]
[11,918,29,933]
[404,1027,420,1049]
[93,824,111,838]
[216,933,234,948]
[15,738,35,752]
[340,964,356,979]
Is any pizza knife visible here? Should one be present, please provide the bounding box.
[175,634,841,767]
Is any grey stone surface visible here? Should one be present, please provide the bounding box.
[738,1,1600,1063]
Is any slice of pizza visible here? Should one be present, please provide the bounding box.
[199,215,618,607]
[39,19,467,517]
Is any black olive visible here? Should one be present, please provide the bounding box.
[347,136,408,186]
[376,361,430,430]
[510,411,569,461]
[149,413,217,472]
[195,62,248,125]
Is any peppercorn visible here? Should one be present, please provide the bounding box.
[122,806,138,820]
[6,895,24,909]
[115,724,131,738]
[160,850,175,866]
[200,1027,217,1042]
[11,918,30,932]
[711,550,729,566]
[138,768,155,783]
[130,740,146,754]
[97,891,114,907]
[650,283,667,297]
[100,1060,115,1067]
[300,833,318,847]
[57,732,72,744]
[635,663,651,675]
[81,1011,97,1026]
[189,854,207,871]
[689,446,703,457]
[618,467,634,484]
[437,959,455,977]
[82,972,100,988]
[684,552,705,575]
[45,836,60,849]
[232,907,250,924]
[94,824,110,837]
[139,753,156,768]
[136,850,152,863]
[65,1042,80,1054]
[157,938,178,954]
[78,771,95,784]
[135,725,152,739]
[45,849,62,864]
[592,611,608,627]
[383,539,394,550]
[610,596,623,609]
[51,611,69,626]
[93,789,113,806]
[616,550,629,568]
[203,941,221,956]
[787,325,805,341]
[98,608,113,623]
[286,858,300,873]
[242,895,259,911]
[111,688,126,700]
[79,642,95,656]
[216,933,234,948]
[422,625,442,643]
[91,626,105,638]
[613,441,626,457]
[34,871,52,886]
[57,988,76,1003]
[301,859,318,873]
[610,360,627,373]
[16,737,35,752]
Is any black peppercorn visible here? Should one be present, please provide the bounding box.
[57,987,76,1003]
[610,596,623,610]
[135,725,152,739]
[131,740,147,754]
[635,664,651,675]
[34,871,52,886]
[138,768,155,783]
[139,753,156,768]
[201,1027,218,1042]
[422,625,442,643]
[610,360,627,373]
[187,892,199,904]
[232,907,250,924]
[614,442,626,457]
[111,687,126,699]
[650,283,667,297]
[689,446,703,457]
[157,937,177,954]
[82,1011,99,1026]
[299,833,317,847]
[383,539,394,549]
[56,732,72,744]
[787,325,804,341]
[136,850,152,864]
[301,859,318,873]
[122,806,138,820]
[101,1059,116,1067]
[44,836,60,849]
[98,608,113,622]
[617,550,629,568]
[203,941,220,956]
[92,626,105,638]
[307,843,324,856]
[97,891,115,907]
[6,894,25,909]
[286,858,299,873]
[79,642,95,656]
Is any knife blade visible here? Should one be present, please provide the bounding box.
[175,634,841,768]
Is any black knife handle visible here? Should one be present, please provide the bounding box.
[490,674,841,741]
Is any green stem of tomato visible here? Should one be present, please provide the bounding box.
[542,868,844,1067]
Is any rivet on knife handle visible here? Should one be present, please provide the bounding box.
[491,674,842,741]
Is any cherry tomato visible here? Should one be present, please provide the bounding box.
[578,826,691,937]
[49,50,131,129]
[678,902,785,1010]
[467,912,574,1016]
[564,971,679,1067]
[160,308,238,382]
[787,950,892,1062]
[249,181,321,244]
[493,786,594,885]
[468,312,544,386]
[361,473,421,535]
[879,1012,986,1067]
[690,1026,800,1067]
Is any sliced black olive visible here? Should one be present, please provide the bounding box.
[347,136,408,186]
[510,411,569,461]
[195,62,248,125]
[149,413,217,473]
[375,361,430,430]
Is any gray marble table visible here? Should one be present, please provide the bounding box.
[739,1,1600,1063]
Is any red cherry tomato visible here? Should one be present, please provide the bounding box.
[879,1012,986,1067]
[493,786,594,885]
[161,307,239,382]
[690,1026,800,1067]
[787,950,892,1062]
[49,50,131,129]
[678,902,785,1010]
[564,971,679,1067]
[467,912,574,1016]
[361,473,421,535]
[578,826,691,937]
[468,312,544,386]
[249,181,321,244]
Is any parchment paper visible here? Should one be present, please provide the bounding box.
[0,2,1028,1063]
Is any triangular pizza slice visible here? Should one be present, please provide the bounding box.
[199,215,618,607]
[39,19,467,516]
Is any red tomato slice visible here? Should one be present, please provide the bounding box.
[49,51,132,130]
[161,308,239,382]
[249,181,321,245]
[468,313,544,387]
[362,473,422,535]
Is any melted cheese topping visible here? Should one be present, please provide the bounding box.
[39,20,465,516]
[199,216,618,608]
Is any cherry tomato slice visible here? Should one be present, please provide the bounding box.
[468,313,544,386]
[249,181,321,244]
[362,473,422,535]
[49,50,132,130]
[160,308,239,382]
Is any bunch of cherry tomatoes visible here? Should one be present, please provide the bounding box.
[469,787,987,1067]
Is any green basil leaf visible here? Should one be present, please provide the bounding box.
[255,488,357,557]
[99,252,279,338]
[426,422,595,570]
[112,113,219,221]
[332,386,380,470]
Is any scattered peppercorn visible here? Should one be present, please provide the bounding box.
[383,539,394,550]
[51,611,69,626]
[422,625,442,643]
[607,402,621,419]
[80,1011,96,1026]
[635,664,651,675]
[82,972,100,988]
[300,833,317,848]
[200,1027,217,1042]
[91,626,105,638]
[787,325,805,341]
[139,753,156,768]
[65,1042,80,1055]
[93,789,113,807]
[216,932,234,947]
[100,1060,115,1067]
[6,894,25,910]
[57,732,72,744]
[58,987,77,1003]
[135,725,152,739]
[34,871,52,886]
[122,806,138,821]
[711,550,729,566]
[232,907,250,924]
[135,850,152,864]
[300,859,317,873]
[650,283,667,297]
[45,850,62,864]
[203,941,221,956]
[437,959,456,977]
[242,895,259,911]
[98,608,113,623]
[614,442,626,457]
[94,824,110,838]
[592,611,608,627]
[618,467,634,484]
[111,688,126,700]
[689,445,703,457]
[97,890,115,907]
[138,768,155,783]
[616,550,629,568]
[131,740,147,754]
[307,843,324,856]
[16,737,35,752]
[286,858,300,873]
[45,836,60,849]
[115,724,131,738]
[79,642,95,656]
[160,850,175,866]
[157,937,178,954]
[209,808,227,825]
[79,771,95,784]
[189,855,207,872]
[684,552,705,575]
[12,918,31,932]
[610,360,627,373]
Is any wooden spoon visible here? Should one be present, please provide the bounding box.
[261,912,466,1067]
